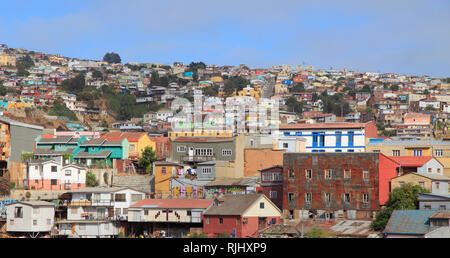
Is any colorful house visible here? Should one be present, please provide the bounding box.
[101,132,156,161]
[153,161,183,198]
[202,194,282,238]
[34,135,88,162]
[73,138,129,167]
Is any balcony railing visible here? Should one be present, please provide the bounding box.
[63,200,114,207]
[181,155,216,162]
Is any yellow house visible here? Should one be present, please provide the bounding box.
[101,132,156,160]
[391,173,450,195]
[366,140,450,158]
[236,85,261,102]
[153,161,183,198]
[437,157,450,177]
[0,54,16,67]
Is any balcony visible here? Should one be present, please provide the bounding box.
[64,200,113,207]
[181,155,216,162]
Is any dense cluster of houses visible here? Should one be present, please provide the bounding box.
[0,43,449,238]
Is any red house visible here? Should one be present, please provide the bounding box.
[283,152,399,221]
[202,194,282,238]
[260,165,283,210]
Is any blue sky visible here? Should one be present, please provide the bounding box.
[1,0,449,77]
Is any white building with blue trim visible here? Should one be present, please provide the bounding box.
[277,122,378,153]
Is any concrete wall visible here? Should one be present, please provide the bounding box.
[244,148,285,177]
[6,203,54,232]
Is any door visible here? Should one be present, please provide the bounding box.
[188,147,194,161]
[258,217,266,230]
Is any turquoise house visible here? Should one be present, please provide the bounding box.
[34,136,87,162]
[74,138,129,167]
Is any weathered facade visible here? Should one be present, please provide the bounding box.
[282,152,399,222]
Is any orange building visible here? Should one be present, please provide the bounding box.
[153,161,183,198]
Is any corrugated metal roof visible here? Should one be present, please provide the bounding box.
[203,194,263,216]
[131,198,213,209]
[384,210,439,235]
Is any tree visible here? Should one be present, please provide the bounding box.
[138,146,158,174]
[223,76,250,96]
[370,183,429,231]
[103,52,121,64]
[86,172,99,187]
[91,70,103,80]
[16,55,34,77]
[390,84,399,91]
[187,62,206,82]
[291,83,305,92]
[285,97,303,115]
[425,105,436,111]
[0,83,7,96]
[48,98,79,121]
[62,74,86,94]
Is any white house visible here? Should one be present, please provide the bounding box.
[54,187,147,238]
[27,160,87,191]
[6,201,55,237]
[156,109,174,121]
[277,122,378,153]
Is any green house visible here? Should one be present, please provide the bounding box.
[73,138,129,167]
[34,135,87,162]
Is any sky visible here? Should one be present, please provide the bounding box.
[1,0,449,77]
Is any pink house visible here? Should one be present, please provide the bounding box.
[27,160,87,191]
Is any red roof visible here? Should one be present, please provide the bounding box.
[173,137,234,143]
[131,198,214,209]
[390,156,434,167]
[101,132,147,142]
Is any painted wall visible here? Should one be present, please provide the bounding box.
[244,149,285,177]
[6,203,54,232]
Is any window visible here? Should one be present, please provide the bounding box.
[348,131,354,147]
[437,168,441,174]
[35,166,38,170]
[15,207,23,218]
[305,193,312,203]
[47,219,51,225]
[51,166,57,172]
[114,193,126,202]
[324,193,331,203]
[161,167,166,175]
[270,191,277,199]
[144,209,149,216]
[363,171,369,180]
[413,150,422,156]
[130,145,135,151]
[336,132,342,147]
[283,143,289,148]
[187,210,192,216]
[435,149,443,157]
[324,169,332,179]
[260,202,265,209]
[65,170,71,176]
[243,218,248,224]
[274,173,283,181]
[319,133,325,147]
[344,169,351,179]
[289,169,295,178]
[250,139,254,147]
[222,149,232,156]
[419,182,425,188]
[424,205,431,210]
[177,146,186,152]
[131,194,142,202]
[51,179,57,185]
[392,150,400,156]
[93,193,101,203]
[219,218,223,224]
[305,169,312,179]
[288,193,295,202]
[343,193,350,203]
[363,194,369,203]
[9,220,14,225]
[436,182,440,189]
[202,167,212,174]
[348,149,354,152]
[312,132,318,147]
[195,148,213,156]
[33,220,37,226]
[122,208,128,215]
[428,168,432,173]
[398,181,405,187]
[206,218,210,224]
